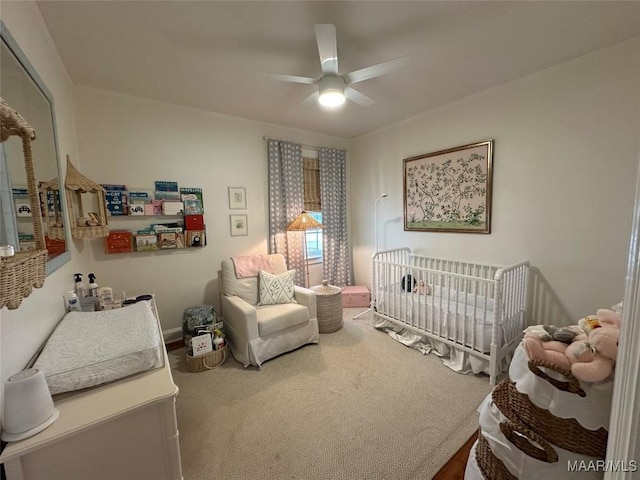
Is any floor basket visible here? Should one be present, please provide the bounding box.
[311,281,343,333]
[475,431,518,480]
[185,346,227,373]
[493,379,608,458]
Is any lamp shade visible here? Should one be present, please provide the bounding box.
[286,211,324,231]
[2,368,59,442]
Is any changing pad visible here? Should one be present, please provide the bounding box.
[33,300,164,395]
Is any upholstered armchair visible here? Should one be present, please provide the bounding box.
[220,253,319,367]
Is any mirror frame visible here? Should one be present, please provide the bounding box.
[1,21,71,275]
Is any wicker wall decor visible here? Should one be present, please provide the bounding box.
[39,177,65,240]
[0,97,48,310]
[64,155,109,238]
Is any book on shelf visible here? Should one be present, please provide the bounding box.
[162,200,183,216]
[186,230,205,247]
[129,203,145,215]
[180,187,204,212]
[152,223,183,233]
[152,199,163,215]
[129,190,152,202]
[153,190,181,201]
[144,203,155,216]
[14,199,32,217]
[183,199,203,215]
[158,232,177,249]
[101,184,129,216]
[154,181,179,192]
[105,230,133,254]
[18,233,36,251]
[135,233,158,251]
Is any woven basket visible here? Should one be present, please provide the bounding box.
[475,431,518,480]
[0,98,47,310]
[493,379,608,458]
[311,281,343,333]
[0,249,48,310]
[185,346,228,373]
[527,358,586,397]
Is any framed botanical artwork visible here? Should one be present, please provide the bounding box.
[230,214,248,236]
[403,139,493,233]
[228,186,247,210]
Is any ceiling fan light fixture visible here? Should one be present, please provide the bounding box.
[318,75,346,107]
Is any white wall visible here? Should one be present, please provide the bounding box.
[72,88,348,339]
[0,1,90,428]
[350,38,640,325]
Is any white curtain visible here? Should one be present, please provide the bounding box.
[267,139,305,286]
[319,147,351,287]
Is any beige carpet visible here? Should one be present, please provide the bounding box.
[169,309,492,480]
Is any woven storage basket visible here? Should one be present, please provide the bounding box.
[0,98,47,310]
[311,280,343,333]
[493,379,608,458]
[476,431,518,480]
[185,346,227,373]
[0,249,48,309]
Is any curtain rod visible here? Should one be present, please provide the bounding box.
[262,136,347,152]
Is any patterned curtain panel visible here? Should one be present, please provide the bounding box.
[267,139,305,286]
[319,147,351,287]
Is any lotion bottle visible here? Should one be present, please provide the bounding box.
[74,273,86,297]
[66,291,82,312]
[88,273,99,297]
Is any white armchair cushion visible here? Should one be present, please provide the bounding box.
[258,269,297,306]
[256,303,310,337]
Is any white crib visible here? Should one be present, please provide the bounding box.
[372,248,530,384]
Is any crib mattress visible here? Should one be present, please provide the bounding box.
[33,300,164,395]
[376,287,498,352]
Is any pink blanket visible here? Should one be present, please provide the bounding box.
[232,255,274,278]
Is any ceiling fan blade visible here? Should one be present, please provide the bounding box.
[266,73,316,85]
[344,86,375,107]
[343,57,408,84]
[314,24,338,75]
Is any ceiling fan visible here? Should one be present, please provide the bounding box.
[269,24,408,108]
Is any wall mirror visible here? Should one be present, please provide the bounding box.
[0,22,71,274]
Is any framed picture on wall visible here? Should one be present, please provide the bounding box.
[230,214,248,236]
[403,139,493,233]
[228,187,247,210]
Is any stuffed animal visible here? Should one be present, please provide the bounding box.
[577,308,620,334]
[522,324,583,370]
[413,279,431,295]
[565,309,621,382]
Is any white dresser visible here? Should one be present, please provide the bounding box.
[0,347,183,480]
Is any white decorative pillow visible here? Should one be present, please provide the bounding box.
[258,269,297,305]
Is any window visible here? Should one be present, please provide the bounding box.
[303,157,322,261]
[305,211,323,260]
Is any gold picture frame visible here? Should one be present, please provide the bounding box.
[403,139,493,233]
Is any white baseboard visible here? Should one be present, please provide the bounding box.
[162,327,182,345]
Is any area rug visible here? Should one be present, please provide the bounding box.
[169,309,492,480]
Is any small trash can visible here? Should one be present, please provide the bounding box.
[182,304,216,351]
[311,281,343,333]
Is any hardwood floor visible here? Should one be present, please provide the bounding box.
[433,431,477,479]
[167,340,477,479]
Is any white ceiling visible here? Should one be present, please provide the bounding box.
[36,1,640,139]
